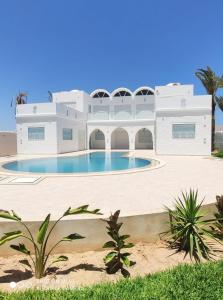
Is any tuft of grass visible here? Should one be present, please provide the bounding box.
[213,151,223,158]
[1,260,223,299]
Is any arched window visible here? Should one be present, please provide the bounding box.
[92,91,110,98]
[90,89,110,99]
[114,90,131,97]
[134,86,155,96]
[135,89,154,96]
[111,88,132,98]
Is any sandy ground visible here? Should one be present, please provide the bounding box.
[1,241,222,292]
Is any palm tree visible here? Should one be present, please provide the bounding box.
[195,67,223,151]
[11,92,27,107]
[15,92,27,105]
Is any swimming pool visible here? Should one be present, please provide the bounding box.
[2,152,151,174]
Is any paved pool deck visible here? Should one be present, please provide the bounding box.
[0,150,222,221]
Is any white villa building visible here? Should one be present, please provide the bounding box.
[16,84,212,156]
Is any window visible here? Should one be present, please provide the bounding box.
[172,124,195,139]
[114,90,131,97]
[28,127,45,140]
[136,89,154,96]
[95,130,104,140]
[63,128,73,140]
[92,92,109,98]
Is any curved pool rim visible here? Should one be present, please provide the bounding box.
[0,151,164,177]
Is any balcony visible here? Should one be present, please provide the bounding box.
[16,103,85,120]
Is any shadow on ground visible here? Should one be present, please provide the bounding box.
[0,269,32,283]
[48,263,104,275]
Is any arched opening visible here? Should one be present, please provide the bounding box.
[111,128,129,149]
[135,128,153,149]
[89,129,105,149]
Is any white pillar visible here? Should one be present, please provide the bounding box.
[105,129,111,150]
[129,131,135,150]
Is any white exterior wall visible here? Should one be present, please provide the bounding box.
[0,132,17,156]
[156,113,211,155]
[57,118,86,153]
[52,90,89,114]
[17,119,58,154]
[155,86,212,155]
[16,102,86,155]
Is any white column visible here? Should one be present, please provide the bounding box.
[129,130,135,150]
[105,129,111,150]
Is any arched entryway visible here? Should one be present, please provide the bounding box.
[135,128,153,149]
[111,128,129,149]
[89,129,105,149]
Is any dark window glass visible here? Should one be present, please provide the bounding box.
[136,89,154,96]
[114,90,131,97]
[93,92,110,98]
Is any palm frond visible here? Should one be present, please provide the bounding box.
[216,96,223,112]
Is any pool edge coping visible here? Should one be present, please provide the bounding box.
[0,150,166,178]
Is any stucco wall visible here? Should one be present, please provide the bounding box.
[16,119,58,154]
[57,118,86,153]
[156,112,211,155]
[0,203,215,256]
[0,132,17,156]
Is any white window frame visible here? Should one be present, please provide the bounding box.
[28,127,45,141]
[63,128,73,140]
[172,123,195,139]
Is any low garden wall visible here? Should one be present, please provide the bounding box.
[0,132,17,156]
[0,203,216,256]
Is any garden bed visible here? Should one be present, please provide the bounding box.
[1,259,223,299]
[0,242,193,292]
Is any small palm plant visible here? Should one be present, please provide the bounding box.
[163,190,217,262]
[0,205,101,278]
[211,195,223,239]
[103,210,134,277]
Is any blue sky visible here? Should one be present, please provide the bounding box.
[0,0,223,131]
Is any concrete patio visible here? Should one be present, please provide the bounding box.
[0,150,222,221]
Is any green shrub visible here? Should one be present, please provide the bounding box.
[0,205,101,278]
[103,210,134,277]
[163,189,217,262]
[213,151,223,158]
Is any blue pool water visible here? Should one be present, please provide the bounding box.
[3,152,151,174]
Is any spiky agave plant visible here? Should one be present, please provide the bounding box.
[163,190,217,262]
[0,205,101,278]
[103,210,134,277]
